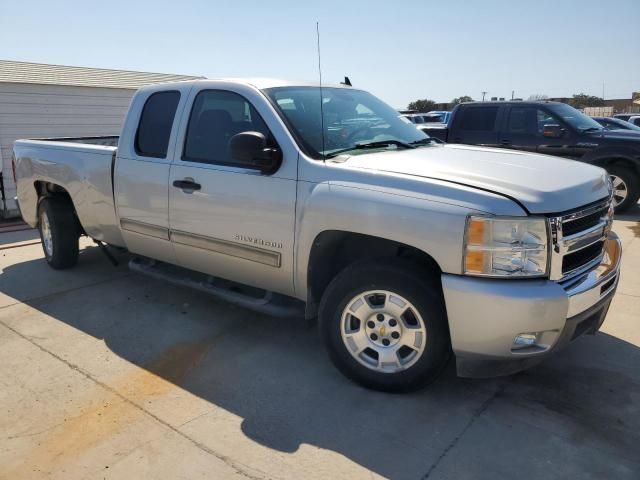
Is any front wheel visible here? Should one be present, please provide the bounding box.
[319,259,451,392]
[608,165,639,213]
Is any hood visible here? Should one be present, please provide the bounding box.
[337,144,610,214]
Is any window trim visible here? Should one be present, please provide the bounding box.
[180,88,280,170]
[134,90,181,159]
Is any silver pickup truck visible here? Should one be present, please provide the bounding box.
[12,79,622,391]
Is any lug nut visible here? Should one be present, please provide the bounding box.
[391,332,400,339]
[367,321,375,329]
[370,333,378,341]
[377,314,385,321]
[382,339,390,346]
[389,319,397,327]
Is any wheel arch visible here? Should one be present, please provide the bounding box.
[304,230,442,319]
[33,181,83,234]
[586,147,640,175]
[602,157,640,173]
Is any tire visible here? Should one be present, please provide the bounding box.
[319,258,452,392]
[607,165,639,213]
[38,197,79,269]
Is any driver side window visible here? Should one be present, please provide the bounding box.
[507,107,562,136]
[183,90,275,166]
[536,109,562,136]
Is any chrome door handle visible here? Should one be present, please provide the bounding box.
[172,178,201,192]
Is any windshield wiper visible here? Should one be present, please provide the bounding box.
[410,138,437,146]
[580,126,602,132]
[326,140,415,158]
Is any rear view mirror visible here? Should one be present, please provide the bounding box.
[543,124,564,138]
[229,131,282,174]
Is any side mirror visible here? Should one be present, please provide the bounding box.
[229,131,282,174]
[542,124,564,138]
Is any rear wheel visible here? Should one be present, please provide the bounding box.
[607,165,639,213]
[38,197,79,269]
[319,259,451,392]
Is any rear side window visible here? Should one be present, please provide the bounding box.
[135,91,181,158]
[459,107,499,131]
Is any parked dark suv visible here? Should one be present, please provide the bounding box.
[425,101,640,211]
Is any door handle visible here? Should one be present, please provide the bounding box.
[173,178,201,192]
[500,139,511,145]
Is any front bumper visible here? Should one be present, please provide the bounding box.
[442,232,622,378]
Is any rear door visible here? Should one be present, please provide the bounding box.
[114,85,191,264]
[167,84,298,297]
[449,105,503,146]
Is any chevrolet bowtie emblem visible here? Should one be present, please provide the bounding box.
[379,326,386,336]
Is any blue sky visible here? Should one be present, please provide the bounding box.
[1,0,638,108]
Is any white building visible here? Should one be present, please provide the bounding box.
[0,60,202,218]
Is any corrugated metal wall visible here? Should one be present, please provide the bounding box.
[0,82,135,217]
[0,59,202,90]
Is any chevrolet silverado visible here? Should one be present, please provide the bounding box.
[12,80,622,391]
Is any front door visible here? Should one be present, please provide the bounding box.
[499,105,581,158]
[168,87,297,297]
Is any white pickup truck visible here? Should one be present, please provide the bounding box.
[12,79,621,391]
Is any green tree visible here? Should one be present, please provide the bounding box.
[451,95,474,105]
[407,99,436,112]
[567,93,605,109]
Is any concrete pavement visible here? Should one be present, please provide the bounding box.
[0,212,639,479]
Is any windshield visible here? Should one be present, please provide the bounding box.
[264,87,430,158]
[607,118,640,131]
[549,103,604,132]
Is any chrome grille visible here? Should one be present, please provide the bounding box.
[562,210,605,237]
[549,199,613,282]
[562,240,605,274]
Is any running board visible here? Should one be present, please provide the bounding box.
[128,257,305,318]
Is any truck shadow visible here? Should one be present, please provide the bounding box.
[1,248,639,479]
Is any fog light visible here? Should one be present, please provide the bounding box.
[511,329,561,354]
[513,333,537,347]
[511,330,554,354]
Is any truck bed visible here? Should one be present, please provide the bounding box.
[35,135,119,147]
[12,136,125,247]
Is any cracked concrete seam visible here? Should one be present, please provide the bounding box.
[421,381,509,480]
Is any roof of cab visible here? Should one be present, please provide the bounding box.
[144,77,358,91]
[458,101,564,107]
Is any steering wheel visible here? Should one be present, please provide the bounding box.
[345,125,373,143]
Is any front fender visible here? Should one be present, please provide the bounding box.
[293,181,502,298]
[583,145,640,170]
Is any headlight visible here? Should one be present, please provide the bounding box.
[463,216,549,277]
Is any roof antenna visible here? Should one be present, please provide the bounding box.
[341,76,352,87]
[316,21,326,161]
